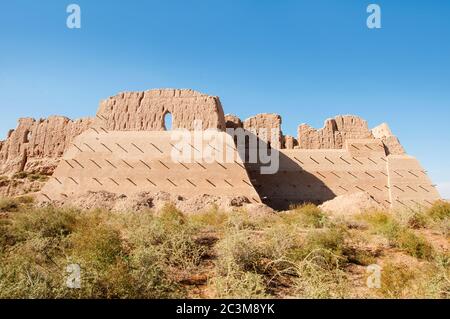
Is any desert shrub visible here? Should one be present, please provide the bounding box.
[127,245,182,298]
[423,201,450,237]
[122,205,206,272]
[0,219,13,253]
[377,255,449,299]
[361,211,434,260]
[70,247,180,299]
[395,229,434,260]
[284,203,327,228]
[361,211,400,239]
[0,207,81,298]
[226,211,261,231]
[263,223,301,260]
[67,209,186,298]
[210,222,274,298]
[16,195,34,205]
[212,218,353,298]
[190,208,228,231]
[420,253,450,298]
[282,221,376,270]
[10,206,78,243]
[156,205,205,269]
[292,255,349,298]
[427,201,450,221]
[70,221,123,268]
[0,202,446,299]
[0,244,66,298]
[0,206,189,298]
[0,196,35,213]
[379,262,416,298]
[159,203,185,226]
[262,224,351,298]
[438,219,450,238]
[27,173,49,182]
[405,211,429,229]
[12,172,28,179]
[343,244,377,266]
[215,229,266,274]
[0,198,20,212]
[210,270,267,299]
[295,226,348,269]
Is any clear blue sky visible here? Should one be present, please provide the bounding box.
[1,0,449,197]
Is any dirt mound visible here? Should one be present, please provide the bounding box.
[113,191,186,212]
[244,203,275,217]
[68,191,121,211]
[51,190,271,214]
[319,192,384,216]
[176,194,251,213]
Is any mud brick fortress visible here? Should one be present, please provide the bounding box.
[0,89,441,210]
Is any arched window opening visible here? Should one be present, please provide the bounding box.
[163,112,173,131]
[24,130,32,143]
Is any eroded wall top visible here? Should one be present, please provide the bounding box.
[371,123,405,155]
[243,113,282,149]
[225,114,243,129]
[297,115,374,149]
[95,89,226,131]
[0,116,94,174]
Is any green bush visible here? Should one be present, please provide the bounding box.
[292,257,349,298]
[427,201,450,221]
[285,203,327,228]
[0,196,35,213]
[0,198,20,212]
[361,211,400,239]
[299,226,348,269]
[380,262,416,298]
[215,229,266,274]
[406,211,429,229]
[361,211,434,260]
[70,222,123,268]
[27,173,49,182]
[422,253,450,298]
[0,206,205,298]
[210,270,268,299]
[395,230,434,260]
[190,207,228,231]
[12,172,28,180]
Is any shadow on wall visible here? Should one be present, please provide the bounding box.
[233,129,336,210]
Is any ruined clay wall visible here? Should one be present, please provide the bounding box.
[387,155,439,207]
[243,113,282,149]
[247,138,439,209]
[225,114,403,155]
[371,123,405,155]
[297,115,374,150]
[41,131,439,210]
[0,116,94,175]
[95,89,226,131]
[0,89,226,177]
[283,135,297,149]
[1,88,438,210]
[40,130,261,203]
[225,114,243,129]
